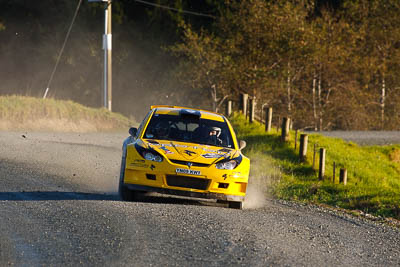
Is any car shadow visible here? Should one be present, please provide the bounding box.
[0,191,118,201]
[131,193,225,208]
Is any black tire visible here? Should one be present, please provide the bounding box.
[228,201,243,210]
[119,184,135,201]
[118,155,134,201]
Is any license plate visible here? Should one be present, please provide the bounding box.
[176,168,201,176]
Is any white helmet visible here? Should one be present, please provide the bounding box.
[210,126,221,137]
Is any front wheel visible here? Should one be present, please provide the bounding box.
[119,184,136,201]
[118,155,134,201]
[118,156,145,201]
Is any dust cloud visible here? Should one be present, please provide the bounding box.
[243,153,281,209]
[243,180,267,209]
[42,132,126,195]
[0,1,186,120]
[0,132,125,195]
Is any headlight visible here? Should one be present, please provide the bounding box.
[143,151,163,162]
[215,155,242,170]
[216,160,238,170]
[135,144,163,162]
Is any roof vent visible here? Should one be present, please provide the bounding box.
[179,109,201,120]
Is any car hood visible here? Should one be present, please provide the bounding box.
[139,139,239,164]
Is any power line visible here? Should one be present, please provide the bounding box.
[43,0,83,99]
[134,0,216,19]
[43,0,214,99]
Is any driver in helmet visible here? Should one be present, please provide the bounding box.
[208,126,223,145]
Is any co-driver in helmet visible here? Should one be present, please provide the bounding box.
[154,120,170,139]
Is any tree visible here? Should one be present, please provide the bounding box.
[171,0,311,113]
[344,0,400,129]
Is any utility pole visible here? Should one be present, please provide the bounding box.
[89,0,112,111]
[104,0,112,111]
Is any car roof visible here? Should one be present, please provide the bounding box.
[150,105,225,122]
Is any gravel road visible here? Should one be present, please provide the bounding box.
[308,131,400,146]
[0,131,399,266]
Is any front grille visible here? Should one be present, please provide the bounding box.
[166,175,210,190]
[170,160,209,167]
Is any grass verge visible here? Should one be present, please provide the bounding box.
[230,113,400,220]
[0,95,134,132]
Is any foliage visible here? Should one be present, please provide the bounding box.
[172,0,400,130]
[230,113,400,219]
[170,0,312,113]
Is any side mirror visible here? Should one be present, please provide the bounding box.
[239,140,246,150]
[129,127,138,137]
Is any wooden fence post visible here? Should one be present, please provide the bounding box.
[294,130,298,149]
[281,117,290,142]
[240,93,248,117]
[340,168,347,185]
[333,162,336,183]
[299,134,308,162]
[226,100,232,116]
[249,97,256,123]
[318,148,326,180]
[265,107,272,132]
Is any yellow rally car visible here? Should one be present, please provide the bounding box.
[119,105,250,209]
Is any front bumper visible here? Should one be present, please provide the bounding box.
[125,183,245,202]
[123,167,248,201]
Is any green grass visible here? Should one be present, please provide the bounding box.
[230,112,400,219]
[0,95,135,132]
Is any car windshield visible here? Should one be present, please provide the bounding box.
[143,114,234,148]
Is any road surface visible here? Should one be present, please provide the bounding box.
[0,131,399,266]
